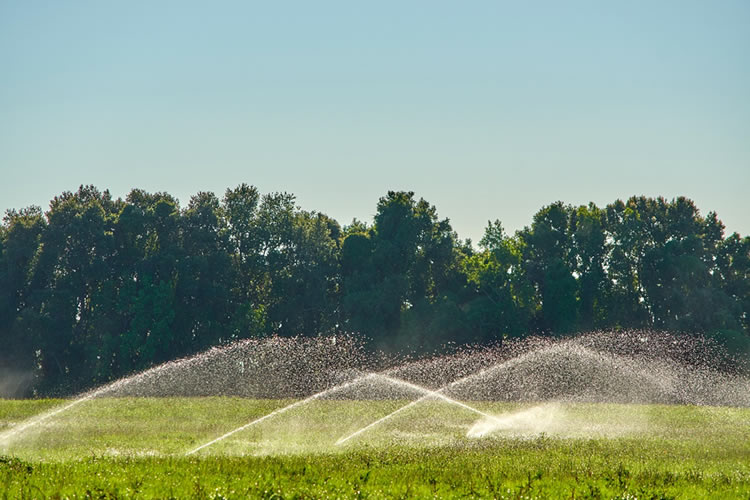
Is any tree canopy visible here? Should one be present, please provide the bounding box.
[1,186,748,396]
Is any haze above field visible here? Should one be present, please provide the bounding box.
[1,1,749,242]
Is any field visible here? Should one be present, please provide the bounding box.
[1,398,749,498]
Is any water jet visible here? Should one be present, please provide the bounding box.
[1,331,746,458]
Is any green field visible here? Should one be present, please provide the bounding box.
[1,398,749,498]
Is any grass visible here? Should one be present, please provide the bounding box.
[1,398,749,498]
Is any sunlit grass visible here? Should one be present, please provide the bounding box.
[1,398,748,498]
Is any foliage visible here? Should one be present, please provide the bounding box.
[1,187,748,396]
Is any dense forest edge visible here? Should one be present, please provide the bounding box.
[1,185,748,397]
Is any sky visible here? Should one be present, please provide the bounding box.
[1,1,748,243]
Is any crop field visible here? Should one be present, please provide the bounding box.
[1,398,749,499]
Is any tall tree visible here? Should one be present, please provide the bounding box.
[2,185,747,395]
[519,202,577,334]
[115,190,181,374]
[0,207,46,396]
[568,203,608,330]
[341,191,464,349]
[222,184,267,339]
[271,210,341,336]
[603,198,651,328]
[716,232,750,347]
[28,186,121,393]
[176,191,233,351]
[461,220,534,342]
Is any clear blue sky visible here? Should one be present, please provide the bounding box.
[2,1,748,242]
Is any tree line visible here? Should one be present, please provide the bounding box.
[1,185,748,396]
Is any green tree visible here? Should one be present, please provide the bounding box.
[114,190,182,374]
[341,191,465,349]
[340,230,378,336]
[28,186,121,393]
[461,220,534,342]
[519,202,577,334]
[568,203,608,330]
[247,192,341,337]
[603,198,652,328]
[176,191,233,351]
[0,207,46,396]
[271,210,341,336]
[222,184,267,339]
